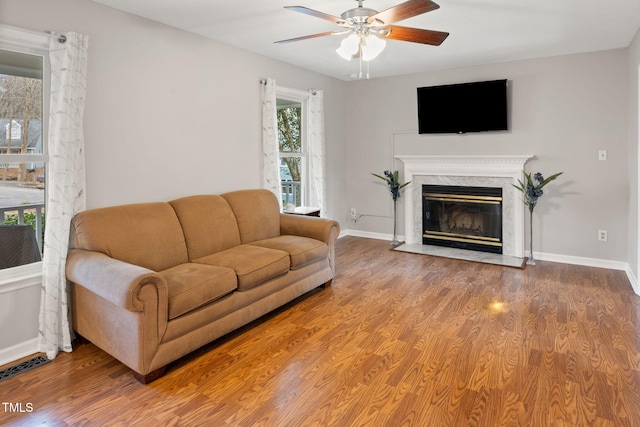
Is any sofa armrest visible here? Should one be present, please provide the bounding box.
[279,214,340,244]
[280,214,340,276]
[66,249,167,313]
[66,249,169,375]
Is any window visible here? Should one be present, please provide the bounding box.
[0,48,47,270]
[277,90,308,208]
[263,79,325,214]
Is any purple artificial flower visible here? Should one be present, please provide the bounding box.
[372,170,411,202]
[514,171,563,212]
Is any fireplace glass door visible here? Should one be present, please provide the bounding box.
[423,185,503,254]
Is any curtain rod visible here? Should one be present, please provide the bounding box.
[259,79,317,95]
[45,31,67,43]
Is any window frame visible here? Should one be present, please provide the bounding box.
[276,86,310,207]
[0,25,51,282]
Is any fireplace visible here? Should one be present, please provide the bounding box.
[422,184,503,254]
[395,154,534,258]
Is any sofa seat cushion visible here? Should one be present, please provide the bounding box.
[249,235,328,270]
[159,263,237,320]
[193,245,290,291]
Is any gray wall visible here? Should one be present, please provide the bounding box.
[0,0,348,224]
[345,49,630,263]
[628,29,640,280]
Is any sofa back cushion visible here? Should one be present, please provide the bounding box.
[221,189,280,244]
[70,202,188,272]
[169,195,242,260]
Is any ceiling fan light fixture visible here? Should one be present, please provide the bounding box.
[335,46,352,61]
[336,33,360,60]
[361,34,386,61]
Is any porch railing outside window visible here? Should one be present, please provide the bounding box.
[1,202,45,252]
[281,181,301,207]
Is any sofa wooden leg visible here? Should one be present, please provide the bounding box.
[322,279,333,289]
[132,366,166,384]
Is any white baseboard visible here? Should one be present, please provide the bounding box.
[342,229,401,242]
[625,266,639,295]
[0,338,38,367]
[536,251,638,295]
[343,230,639,295]
[533,251,629,271]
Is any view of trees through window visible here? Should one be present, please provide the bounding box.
[277,98,305,207]
[0,49,46,268]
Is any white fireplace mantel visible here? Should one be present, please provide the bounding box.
[395,155,534,258]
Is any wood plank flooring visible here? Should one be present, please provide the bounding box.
[2,236,640,426]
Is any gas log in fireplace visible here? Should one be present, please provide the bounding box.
[422,184,503,254]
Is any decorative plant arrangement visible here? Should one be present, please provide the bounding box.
[513,171,563,265]
[372,170,411,244]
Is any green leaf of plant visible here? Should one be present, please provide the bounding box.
[538,172,563,188]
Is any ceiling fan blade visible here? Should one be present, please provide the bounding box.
[284,6,349,26]
[274,31,344,44]
[383,25,449,46]
[368,0,440,25]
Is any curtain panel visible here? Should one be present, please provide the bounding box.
[261,78,282,203]
[38,32,88,359]
[307,90,326,216]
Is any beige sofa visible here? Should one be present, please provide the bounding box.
[66,189,340,383]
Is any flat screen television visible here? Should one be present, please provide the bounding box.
[417,79,508,134]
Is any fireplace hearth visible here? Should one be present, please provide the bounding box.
[422,184,503,254]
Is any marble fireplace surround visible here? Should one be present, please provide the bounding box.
[396,155,534,258]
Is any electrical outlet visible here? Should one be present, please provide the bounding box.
[350,208,357,220]
[598,229,608,242]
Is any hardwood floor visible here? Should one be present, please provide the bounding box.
[2,236,640,426]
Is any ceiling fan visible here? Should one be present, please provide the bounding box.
[275,0,449,62]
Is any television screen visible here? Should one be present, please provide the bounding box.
[417,79,508,134]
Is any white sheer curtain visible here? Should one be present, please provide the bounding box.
[38,32,88,359]
[307,90,326,216]
[261,78,282,203]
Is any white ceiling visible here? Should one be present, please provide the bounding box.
[89,0,640,81]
